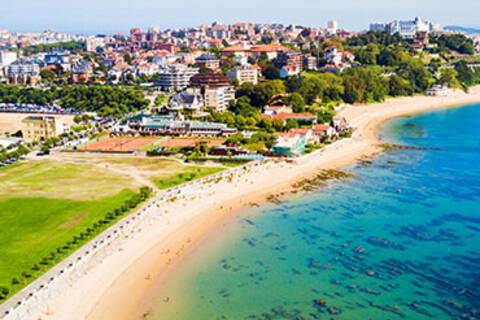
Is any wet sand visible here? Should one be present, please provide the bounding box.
[33,87,480,320]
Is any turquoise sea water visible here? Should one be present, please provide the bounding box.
[149,104,480,320]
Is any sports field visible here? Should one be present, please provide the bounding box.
[0,160,142,300]
[0,156,225,300]
[80,137,157,153]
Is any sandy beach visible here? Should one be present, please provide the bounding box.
[4,87,480,320]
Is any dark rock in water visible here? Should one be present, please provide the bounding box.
[361,287,381,296]
[368,301,405,318]
[367,236,406,250]
[242,218,256,226]
[405,302,434,318]
[313,298,327,307]
[327,306,341,315]
[291,268,302,275]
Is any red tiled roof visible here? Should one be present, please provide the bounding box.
[313,124,331,132]
[222,45,250,52]
[251,44,290,53]
[264,112,317,121]
[289,128,311,135]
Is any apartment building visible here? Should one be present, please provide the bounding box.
[226,65,259,85]
[21,116,68,142]
[156,64,199,91]
[190,73,235,112]
[203,86,235,112]
[195,53,221,70]
[7,60,41,85]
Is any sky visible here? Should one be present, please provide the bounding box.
[1,0,480,35]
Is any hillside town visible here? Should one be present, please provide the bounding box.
[1,18,480,165]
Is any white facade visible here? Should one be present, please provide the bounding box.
[169,90,204,111]
[204,86,235,112]
[327,20,338,34]
[371,17,442,39]
[0,50,17,67]
[226,65,258,85]
[156,65,199,91]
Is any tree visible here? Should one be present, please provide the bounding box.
[154,94,169,107]
[285,119,299,130]
[343,75,367,103]
[297,76,328,104]
[455,61,476,86]
[240,80,285,107]
[388,75,414,97]
[263,65,281,80]
[284,93,306,113]
[355,43,380,65]
[399,60,435,92]
[343,67,388,102]
[438,68,460,88]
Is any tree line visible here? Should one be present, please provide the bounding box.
[0,84,149,117]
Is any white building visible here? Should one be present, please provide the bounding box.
[226,65,258,85]
[7,60,41,85]
[327,20,338,35]
[426,85,450,97]
[279,65,301,78]
[0,50,17,67]
[156,64,199,91]
[203,86,235,112]
[370,17,442,39]
[169,90,204,111]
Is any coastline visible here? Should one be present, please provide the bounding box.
[8,87,480,320]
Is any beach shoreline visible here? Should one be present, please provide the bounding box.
[6,87,480,320]
[86,87,480,320]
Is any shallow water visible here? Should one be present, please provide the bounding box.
[148,104,480,320]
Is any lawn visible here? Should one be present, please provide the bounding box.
[95,156,225,189]
[0,160,139,200]
[0,160,145,300]
[154,166,224,189]
[0,157,225,300]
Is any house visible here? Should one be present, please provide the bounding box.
[264,99,293,115]
[203,86,235,112]
[324,47,355,72]
[71,61,93,83]
[332,117,350,134]
[221,44,290,60]
[426,85,450,97]
[280,65,301,78]
[273,132,306,157]
[45,53,72,71]
[168,90,203,112]
[275,51,304,72]
[287,128,315,144]
[312,124,336,142]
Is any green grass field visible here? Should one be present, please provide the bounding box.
[0,160,143,300]
[154,166,224,189]
[96,157,225,189]
[0,157,226,300]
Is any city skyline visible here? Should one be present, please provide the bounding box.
[1,0,480,35]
